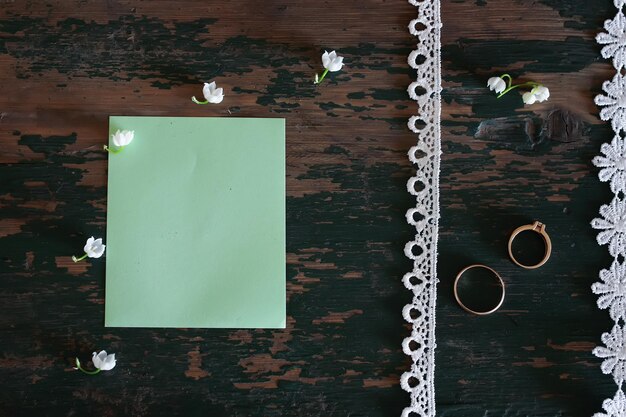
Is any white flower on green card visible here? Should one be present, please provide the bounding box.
[314,50,345,84]
[75,350,116,375]
[105,130,135,154]
[112,130,134,147]
[192,81,224,104]
[72,236,105,263]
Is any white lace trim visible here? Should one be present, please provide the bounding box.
[402,0,442,416]
[592,1,626,415]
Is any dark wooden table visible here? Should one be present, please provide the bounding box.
[0,1,617,416]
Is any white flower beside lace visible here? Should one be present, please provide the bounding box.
[592,197,626,258]
[594,325,626,384]
[598,11,626,71]
[594,389,626,417]
[594,260,626,322]
[595,135,626,194]
[595,74,626,133]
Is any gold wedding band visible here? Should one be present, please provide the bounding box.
[508,221,552,269]
[453,264,505,316]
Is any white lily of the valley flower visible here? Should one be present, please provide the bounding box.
[92,351,116,371]
[322,50,344,72]
[74,350,117,375]
[104,130,134,154]
[192,81,224,104]
[534,86,550,102]
[488,73,549,105]
[72,236,106,262]
[522,91,538,105]
[487,77,507,94]
[315,50,345,84]
[112,130,134,147]
[523,85,550,105]
[84,237,106,258]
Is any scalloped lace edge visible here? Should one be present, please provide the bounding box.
[591,1,626,416]
[401,0,442,416]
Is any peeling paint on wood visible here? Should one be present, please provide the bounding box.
[185,346,210,380]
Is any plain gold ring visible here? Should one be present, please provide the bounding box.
[453,264,505,316]
[508,221,552,269]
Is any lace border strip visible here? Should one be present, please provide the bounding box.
[591,0,626,415]
[401,0,442,416]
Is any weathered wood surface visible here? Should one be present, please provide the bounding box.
[0,0,616,416]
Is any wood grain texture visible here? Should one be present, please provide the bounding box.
[0,0,616,416]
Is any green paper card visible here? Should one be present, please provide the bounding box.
[105,116,285,328]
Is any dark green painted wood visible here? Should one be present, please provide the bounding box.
[0,0,616,416]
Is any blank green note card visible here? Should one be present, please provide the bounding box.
[105,116,285,328]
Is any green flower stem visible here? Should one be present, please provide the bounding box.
[315,68,329,85]
[191,96,209,105]
[74,358,101,375]
[497,81,540,99]
[103,145,123,154]
[72,253,88,263]
[500,74,513,88]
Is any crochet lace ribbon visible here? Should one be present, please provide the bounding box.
[591,1,626,415]
[401,0,442,416]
